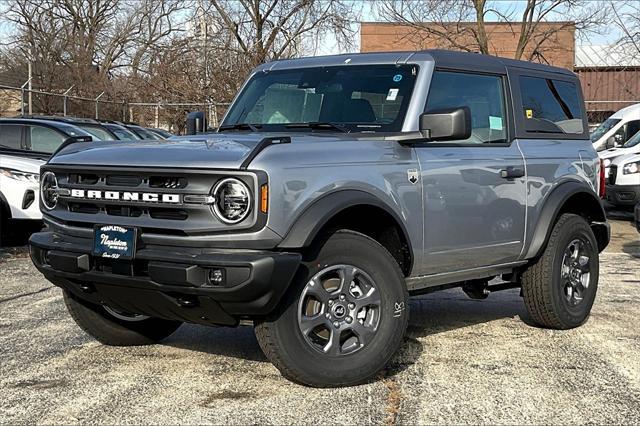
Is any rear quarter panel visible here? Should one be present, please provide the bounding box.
[516,138,599,255]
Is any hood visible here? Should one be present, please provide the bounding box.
[598,147,627,160]
[0,152,45,173]
[49,134,268,169]
[611,152,640,166]
[47,132,361,169]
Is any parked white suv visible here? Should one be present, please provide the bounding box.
[606,152,640,207]
[0,119,93,243]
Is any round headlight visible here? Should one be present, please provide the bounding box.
[603,158,611,167]
[212,178,251,224]
[41,171,59,210]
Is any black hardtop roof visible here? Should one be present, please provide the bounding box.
[424,49,575,76]
[266,49,575,78]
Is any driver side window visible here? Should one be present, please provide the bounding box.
[425,71,507,144]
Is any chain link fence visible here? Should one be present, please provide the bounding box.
[0,82,229,134]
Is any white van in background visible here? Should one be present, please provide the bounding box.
[591,103,640,151]
[606,152,640,208]
[599,129,640,176]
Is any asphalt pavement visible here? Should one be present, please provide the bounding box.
[0,218,638,424]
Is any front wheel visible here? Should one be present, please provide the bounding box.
[255,230,409,387]
[521,214,599,329]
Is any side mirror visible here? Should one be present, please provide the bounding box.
[419,107,471,141]
[606,136,616,149]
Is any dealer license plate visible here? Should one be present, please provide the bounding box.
[93,225,137,260]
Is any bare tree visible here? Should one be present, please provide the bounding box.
[611,0,640,60]
[377,0,606,63]
[207,0,357,66]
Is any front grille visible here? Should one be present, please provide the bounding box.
[609,165,618,185]
[43,166,261,235]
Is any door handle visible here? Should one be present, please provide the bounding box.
[500,167,525,179]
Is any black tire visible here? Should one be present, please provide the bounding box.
[521,213,599,329]
[255,230,409,387]
[63,291,182,346]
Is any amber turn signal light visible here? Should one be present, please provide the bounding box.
[260,184,268,213]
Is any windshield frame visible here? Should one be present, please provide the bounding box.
[222,64,420,133]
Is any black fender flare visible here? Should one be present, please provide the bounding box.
[277,190,414,269]
[524,180,608,258]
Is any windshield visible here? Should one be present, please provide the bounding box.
[590,118,621,142]
[623,131,640,148]
[106,125,140,140]
[223,64,419,133]
[77,124,115,141]
[130,126,159,140]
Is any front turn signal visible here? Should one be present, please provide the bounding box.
[260,184,268,213]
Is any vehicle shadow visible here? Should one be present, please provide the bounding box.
[164,287,530,381]
[383,288,529,375]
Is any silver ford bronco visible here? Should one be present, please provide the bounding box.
[30,50,610,387]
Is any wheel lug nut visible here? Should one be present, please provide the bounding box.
[325,313,331,318]
[345,316,352,324]
[328,300,334,306]
[348,303,355,309]
[333,321,340,328]
[339,294,346,301]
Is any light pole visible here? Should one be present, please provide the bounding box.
[95,92,105,119]
[63,85,74,116]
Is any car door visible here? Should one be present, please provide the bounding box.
[415,70,527,275]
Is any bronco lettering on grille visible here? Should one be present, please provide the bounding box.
[69,189,181,204]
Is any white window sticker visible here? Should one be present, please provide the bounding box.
[386,88,399,101]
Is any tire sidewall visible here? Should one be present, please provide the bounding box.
[271,231,408,384]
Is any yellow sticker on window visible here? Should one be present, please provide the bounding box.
[526,109,533,119]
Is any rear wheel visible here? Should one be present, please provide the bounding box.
[63,291,182,345]
[521,214,599,329]
[255,230,409,387]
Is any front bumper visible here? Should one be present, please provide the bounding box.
[29,231,301,326]
[605,184,640,206]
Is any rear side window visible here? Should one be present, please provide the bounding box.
[0,124,23,150]
[519,76,584,134]
[425,71,507,144]
[28,126,66,153]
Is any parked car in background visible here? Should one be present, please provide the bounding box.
[124,123,162,140]
[599,130,640,176]
[591,103,640,151]
[147,128,174,139]
[100,122,141,140]
[606,152,640,207]
[21,116,119,141]
[0,118,93,243]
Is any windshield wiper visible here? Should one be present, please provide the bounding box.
[285,122,350,133]
[218,123,261,132]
